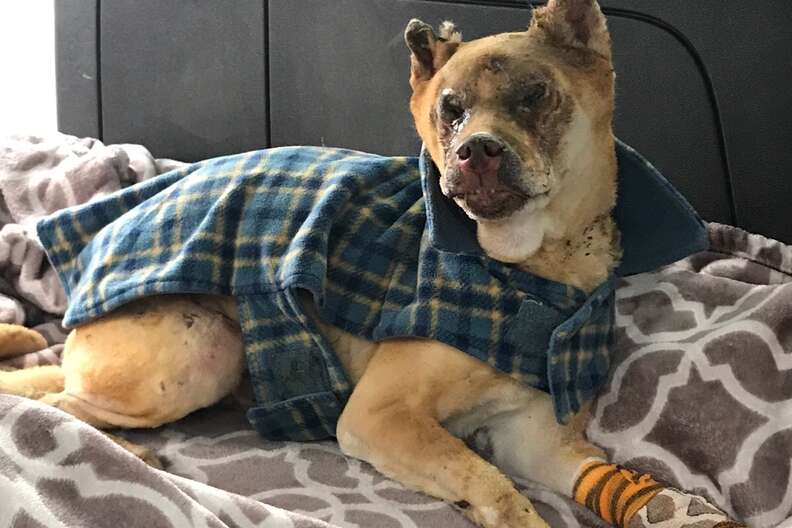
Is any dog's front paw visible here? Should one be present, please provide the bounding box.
[628,489,746,528]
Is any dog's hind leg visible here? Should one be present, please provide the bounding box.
[0,363,167,467]
[52,295,244,424]
[0,325,59,400]
[0,363,165,467]
[103,432,165,469]
[0,295,246,467]
[0,324,49,358]
[0,365,65,399]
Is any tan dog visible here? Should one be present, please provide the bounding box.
[0,1,744,527]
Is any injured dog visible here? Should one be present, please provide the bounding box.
[0,1,746,527]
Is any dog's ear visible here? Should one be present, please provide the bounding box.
[404,19,462,88]
[530,0,611,59]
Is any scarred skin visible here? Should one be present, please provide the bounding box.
[0,2,744,528]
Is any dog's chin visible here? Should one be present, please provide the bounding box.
[454,191,549,221]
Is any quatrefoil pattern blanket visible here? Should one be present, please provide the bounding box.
[0,133,789,528]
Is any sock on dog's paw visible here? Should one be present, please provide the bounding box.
[573,461,746,528]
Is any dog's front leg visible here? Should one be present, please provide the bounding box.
[470,388,746,528]
[337,342,549,528]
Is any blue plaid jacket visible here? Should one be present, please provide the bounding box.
[37,143,706,441]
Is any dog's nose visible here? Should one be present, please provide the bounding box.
[455,136,504,189]
[456,136,504,162]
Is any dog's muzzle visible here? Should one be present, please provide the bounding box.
[445,134,531,219]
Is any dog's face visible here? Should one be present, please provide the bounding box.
[406,0,617,262]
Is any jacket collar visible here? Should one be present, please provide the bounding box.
[420,139,708,276]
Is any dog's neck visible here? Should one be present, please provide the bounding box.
[477,136,620,293]
[477,213,618,293]
[517,214,619,292]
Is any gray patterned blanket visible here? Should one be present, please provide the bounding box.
[0,134,789,527]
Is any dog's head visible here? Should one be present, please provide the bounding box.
[405,0,617,263]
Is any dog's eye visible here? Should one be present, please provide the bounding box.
[518,83,547,111]
[438,92,465,124]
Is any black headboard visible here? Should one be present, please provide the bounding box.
[55,0,792,243]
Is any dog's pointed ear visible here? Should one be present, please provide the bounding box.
[530,0,611,59]
[405,19,462,89]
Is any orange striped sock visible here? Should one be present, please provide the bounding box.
[572,460,665,528]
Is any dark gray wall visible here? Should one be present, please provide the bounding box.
[601,0,792,264]
[99,0,268,161]
[55,0,100,139]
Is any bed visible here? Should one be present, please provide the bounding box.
[1,1,791,527]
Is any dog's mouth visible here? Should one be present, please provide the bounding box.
[449,187,546,219]
[441,139,553,219]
